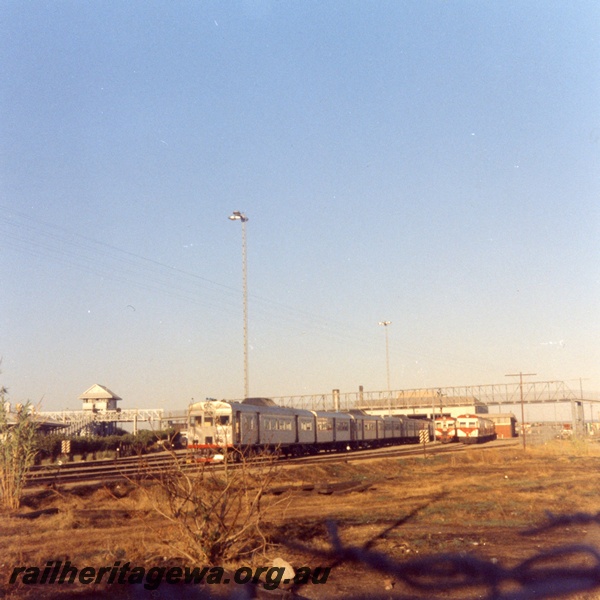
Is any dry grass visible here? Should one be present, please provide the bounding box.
[3,442,600,598]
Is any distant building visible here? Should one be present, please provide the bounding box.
[79,384,122,435]
[486,413,518,439]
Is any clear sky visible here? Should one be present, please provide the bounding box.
[1,1,599,412]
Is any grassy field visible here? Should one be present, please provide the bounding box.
[3,440,600,599]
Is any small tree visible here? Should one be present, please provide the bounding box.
[0,399,38,510]
[137,445,287,565]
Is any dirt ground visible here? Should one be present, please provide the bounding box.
[3,441,600,599]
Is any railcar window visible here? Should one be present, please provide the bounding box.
[300,420,313,431]
[217,416,230,425]
[336,420,349,431]
[193,416,202,425]
[204,417,213,426]
[242,415,256,430]
[317,418,333,431]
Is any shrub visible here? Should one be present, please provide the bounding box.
[135,447,287,565]
[0,401,38,510]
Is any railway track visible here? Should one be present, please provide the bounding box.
[286,437,518,466]
[26,439,519,488]
[26,450,190,487]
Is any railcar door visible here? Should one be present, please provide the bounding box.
[255,411,261,444]
[234,411,241,445]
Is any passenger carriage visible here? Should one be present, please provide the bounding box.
[311,410,353,451]
[345,410,384,448]
[402,416,428,443]
[383,415,403,443]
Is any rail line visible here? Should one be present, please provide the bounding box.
[27,451,190,488]
[26,439,519,488]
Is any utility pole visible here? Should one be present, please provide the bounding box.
[505,372,536,450]
[378,321,392,415]
[229,211,249,399]
[437,388,445,420]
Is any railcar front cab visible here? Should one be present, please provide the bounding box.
[187,400,235,461]
[435,416,457,443]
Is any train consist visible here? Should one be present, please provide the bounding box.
[187,397,434,458]
[434,414,497,444]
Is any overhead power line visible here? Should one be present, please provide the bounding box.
[1,204,500,376]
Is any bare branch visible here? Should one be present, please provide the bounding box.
[127,445,288,566]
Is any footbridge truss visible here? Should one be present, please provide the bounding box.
[39,409,187,436]
[265,380,592,415]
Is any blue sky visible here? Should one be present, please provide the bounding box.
[1,1,599,411]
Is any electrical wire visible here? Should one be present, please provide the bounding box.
[0,204,499,378]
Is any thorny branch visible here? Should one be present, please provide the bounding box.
[524,510,600,534]
[285,511,600,600]
[131,445,288,566]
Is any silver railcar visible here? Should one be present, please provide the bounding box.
[187,398,433,459]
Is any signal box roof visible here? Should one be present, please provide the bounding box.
[78,384,122,401]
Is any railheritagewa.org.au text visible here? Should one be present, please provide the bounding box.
[9,561,331,591]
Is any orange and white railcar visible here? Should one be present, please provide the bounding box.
[455,414,496,444]
[434,416,457,443]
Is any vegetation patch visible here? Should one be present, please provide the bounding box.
[3,443,600,598]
